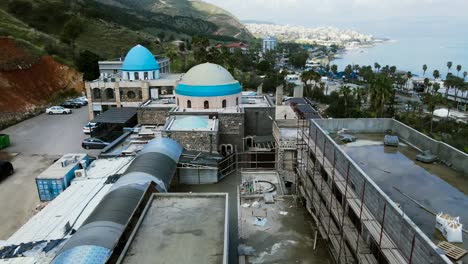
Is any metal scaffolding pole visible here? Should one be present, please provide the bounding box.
[326,149,337,238]
[337,162,351,262]
[355,181,367,255]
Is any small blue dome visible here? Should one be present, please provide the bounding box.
[122,45,160,71]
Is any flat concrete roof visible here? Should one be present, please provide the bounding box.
[120,193,228,264]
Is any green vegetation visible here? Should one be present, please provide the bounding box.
[0,0,251,68]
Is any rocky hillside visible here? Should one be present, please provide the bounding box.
[0,0,252,62]
[0,37,83,116]
[102,0,252,39]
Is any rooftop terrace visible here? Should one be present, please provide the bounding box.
[119,193,228,264]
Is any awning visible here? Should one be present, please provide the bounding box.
[92,107,137,125]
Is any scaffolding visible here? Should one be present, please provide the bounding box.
[294,120,451,264]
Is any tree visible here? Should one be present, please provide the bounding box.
[290,50,309,68]
[192,35,210,63]
[374,62,381,73]
[256,60,271,73]
[422,64,427,76]
[339,85,352,116]
[369,75,393,117]
[331,64,338,75]
[344,65,353,78]
[8,0,32,16]
[425,92,445,133]
[433,69,440,80]
[447,61,453,75]
[406,71,412,90]
[464,71,467,81]
[456,65,462,77]
[75,50,100,81]
[61,16,84,56]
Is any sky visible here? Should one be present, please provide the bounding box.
[204,0,468,32]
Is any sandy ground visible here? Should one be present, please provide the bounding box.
[0,107,99,241]
[0,154,58,239]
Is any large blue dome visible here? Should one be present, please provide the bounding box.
[122,45,160,71]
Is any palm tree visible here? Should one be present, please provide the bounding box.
[331,64,338,75]
[464,71,467,81]
[369,75,393,117]
[456,65,462,77]
[433,69,440,81]
[422,64,428,76]
[374,62,381,73]
[428,93,444,133]
[353,87,365,109]
[406,71,412,90]
[423,78,431,93]
[339,86,352,115]
[447,61,453,75]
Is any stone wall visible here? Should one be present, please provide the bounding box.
[162,130,218,153]
[244,107,275,137]
[218,112,244,151]
[137,107,172,125]
[119,87,143,102]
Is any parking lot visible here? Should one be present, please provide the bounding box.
[0,107,99,239]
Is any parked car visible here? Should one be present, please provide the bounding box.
[46,106,72,115]
[61,100,82,109]
[73,98,88,106]
[82,138,110,149]
[0,160,14,180]
[83,122,99,134]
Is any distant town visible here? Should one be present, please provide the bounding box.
[245,22,381,48]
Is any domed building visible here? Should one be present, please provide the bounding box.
[121,45,160,81]
[85,44,180,119]
[175,63,241,109]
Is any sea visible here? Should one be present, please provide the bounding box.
[332,17,468,77]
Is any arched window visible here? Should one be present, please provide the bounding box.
[127,91,136,99]
[127,72,130,80]
[221,145,226,156]
[134,72,139,80]
[204,100,209,109]
[93,88,101,99]
[226,145,232,155]
[144,72,148,80]
[187,100,192,108]
[222,99,227,108]
[177,98,179,105]
[105,88,114,99]
[236,97,239,106]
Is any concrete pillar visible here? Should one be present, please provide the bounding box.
[85,83,94,120]
[276,85,283,106]
[142,82,150,102]
[257,83,263,95]
[114,82,121,107]
[294,84,304,98]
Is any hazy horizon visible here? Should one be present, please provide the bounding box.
[205,0,468,36]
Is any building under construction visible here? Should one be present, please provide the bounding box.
[274,118,468,264]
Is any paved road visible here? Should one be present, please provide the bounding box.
[0,107,99,239]
[1,107,99,156]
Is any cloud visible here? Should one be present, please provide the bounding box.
[203,0,468,26]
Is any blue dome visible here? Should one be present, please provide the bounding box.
[122,45,160,71]
[176,63,241,97]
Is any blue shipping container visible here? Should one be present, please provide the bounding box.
[35,154,89,201]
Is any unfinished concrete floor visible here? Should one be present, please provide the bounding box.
[337,133,468,262]
[239,196,332,264]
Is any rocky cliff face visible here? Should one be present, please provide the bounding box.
[0,37,83,113]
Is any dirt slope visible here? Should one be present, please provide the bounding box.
[0,38,83,112]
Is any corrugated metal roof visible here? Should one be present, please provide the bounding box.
[91,108,137,125]
[8,158,132,245]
